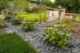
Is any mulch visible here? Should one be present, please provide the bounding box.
[72,33,80,38]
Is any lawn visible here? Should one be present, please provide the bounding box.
[0,33,37,53]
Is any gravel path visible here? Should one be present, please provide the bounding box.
[2,21,80,53]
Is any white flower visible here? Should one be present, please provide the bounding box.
[54,29,58,31]
[60,32,65,35]
[67,33,72,36]
[22,21,26,24]
[63,28,68,30]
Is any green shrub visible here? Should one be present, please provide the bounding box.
[11,17,22,25]
[25,7,38,13]
[38,12,48,23]
[42,24,72,49]
[5,15,12,21]
[55,18,78,31]
[31,7,38,13]
[21,20,35,32]
[0,33,37,53]
[0,19,6,29]
[5,13,14,21]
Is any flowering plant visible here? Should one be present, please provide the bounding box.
[21,20,35,32]
[42,24,72,49]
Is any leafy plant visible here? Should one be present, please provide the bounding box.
[0,19,6,29]
[38,12,48,23]
[5,13,14,21]
[13,0,30,10]
[11,17,22,25]
[55,18,78,31]
[0,0,9,13]
[21,20,35,32]
[42,24,72,49]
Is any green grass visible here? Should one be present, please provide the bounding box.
[0,33,37,53]
[16,12,48,22]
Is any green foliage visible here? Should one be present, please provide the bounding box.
[76,14,80,21]
[0,33,37,53]
[31,7,38,13]
[11,18,22,25]
[16,12,48,23]
[55,18,78,31]
[13,0,29,10]
[5,14,12,21]
[0,0,9,13]
[38,12,48,23]
[55,0,80,12]
[21,20,35,32]
[0,19,6,29]
[25,7,39,13]
[42,24,72,49]
[16,13,38,22]
[0,15,5,20]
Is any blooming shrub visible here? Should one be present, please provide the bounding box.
[42,24,72,49]
[21,20,35,32]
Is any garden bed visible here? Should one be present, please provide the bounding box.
[1,21,80,53]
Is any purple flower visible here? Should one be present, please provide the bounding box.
[55,24,64,27]
[63,28,68,30]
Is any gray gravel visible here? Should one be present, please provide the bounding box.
[1,21,80,53]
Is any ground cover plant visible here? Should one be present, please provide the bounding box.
[0,19,6,29]
[5,14,13,21]
[17,13,39,22]
[11,17,22,25]
[42,24,72,49]
[16,12,48,23]
[55,18,78,31]
[0,33,37,53]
